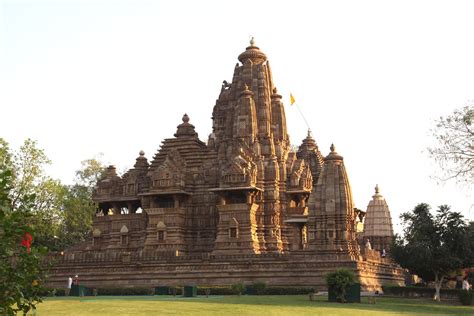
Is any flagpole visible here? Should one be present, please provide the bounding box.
[290,95,311,132]
[294,102,311,130]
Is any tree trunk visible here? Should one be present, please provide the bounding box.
[433,273,444,302]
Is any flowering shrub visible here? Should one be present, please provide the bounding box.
[0,161,48,315]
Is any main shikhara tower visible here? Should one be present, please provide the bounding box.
[50,39,404,290]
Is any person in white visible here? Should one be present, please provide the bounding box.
[66,276,72,296]
[365,238,372,250]
[462,277,471,290]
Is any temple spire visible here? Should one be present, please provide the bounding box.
[364,184,394,251]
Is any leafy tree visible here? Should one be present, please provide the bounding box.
[428,105,473,184]
[231,282,245,296]
[325,269,356,303]
[58,158,106,248]
[391,203,474,301]
[74,157,106,191]
[9,139,52,211]
[1,138,66,250]
[0,140,48,315]
[1,138,106,251]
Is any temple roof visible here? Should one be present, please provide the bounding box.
[133,150,149,169]
[237,37,267,64]
[363,185,394,237]
[313,144,354,216]
[324,143,343,162]
[174,113,198,138]
[296,130,324,183]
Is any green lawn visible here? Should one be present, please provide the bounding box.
[32,295,473,316]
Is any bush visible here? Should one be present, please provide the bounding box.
[231,282,245,295]
[459,290,473,305]
[325,269,356,303]
[263,287,315,295]
[37,288,65,297]
[382,285,462,300]
[248,281,267,295]
[94,287,153,296]
[195,286,314,296]
[197,287,235,296]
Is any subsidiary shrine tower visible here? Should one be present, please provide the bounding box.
[49,39,404,290]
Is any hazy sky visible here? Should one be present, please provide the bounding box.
[1,0,473,233]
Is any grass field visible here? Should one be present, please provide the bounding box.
[32,295,474,316]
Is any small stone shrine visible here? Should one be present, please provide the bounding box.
[48,39,404,290]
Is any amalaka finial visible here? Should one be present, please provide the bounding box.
[182,113,189,123]
[139,150,145,156]
[330,143,336,153]
[375,184,380,194]
[250,37,255,46]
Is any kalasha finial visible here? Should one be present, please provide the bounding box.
[375,184,380,194]
[244,84,249,91]
[182,113,189,123]
[307,129,312,138]
[250,36,255,46]
[139,150,145,156]
[330,143,336,152]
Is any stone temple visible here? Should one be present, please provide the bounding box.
[49,39,403,290]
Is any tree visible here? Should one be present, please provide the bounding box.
[0,140,48,315]
[74,157,106,191]
[1,138,106,251]
[2,138,66,250]
[325,269,356,303]
[9,139,52,211]
[391,203,474,301]
[428,105,474,184]
[58,158,106,248]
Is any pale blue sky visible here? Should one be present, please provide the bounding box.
[1,0,473,232]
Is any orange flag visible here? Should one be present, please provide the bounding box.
[290,93,296,106]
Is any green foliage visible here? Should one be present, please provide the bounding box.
[231,282,246,295]
[261,287,315,295]
[75,157,107,189]
[391,203,474,301]
[58,157,106,249]
[0,141,49,315]
[458,290,473,305]
[79,287,154,296]
[0,138,106,251]
[382,285,460,299]
[9,139,52,212]
[325,269,356,303]
[197,287,234,296]
[2,138,65,250]
[247,281,267,295]
[383,284,472,305]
